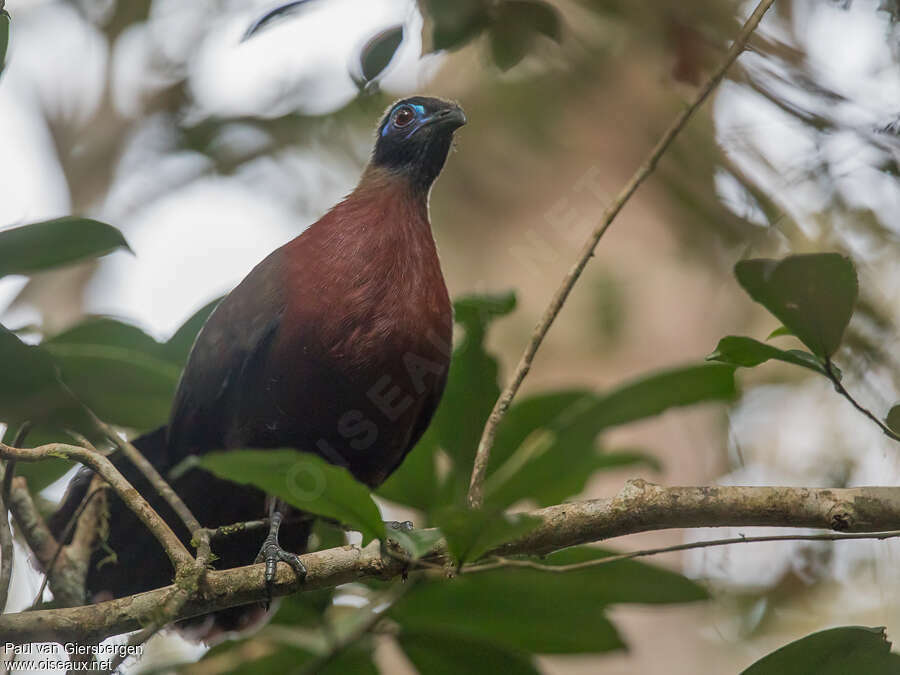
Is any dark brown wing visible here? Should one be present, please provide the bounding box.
[167,248,287,460]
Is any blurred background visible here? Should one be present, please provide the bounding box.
[2,0,900,672]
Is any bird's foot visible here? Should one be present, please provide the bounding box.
[385,520,414,531]
[255,537,307,584]
[255,510,306,607]
[381,521,415,580]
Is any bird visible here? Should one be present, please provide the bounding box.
[48,96,466,642]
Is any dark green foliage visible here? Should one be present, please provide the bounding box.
[423,0,491,51]
[376,425,440,512]
[431,292,515,482]
[734,254,858,359]
[164,297,221,366]
[379,294,734,514]
[887,405,900,435]
[357,25,404,84]
[399,630,541,675]
[43,326,180,432]
[742,626,900,674]
[199,639,377,675]
[0,6,9,75]
[482,364,732,508]
[390,545,706,655]
[434,505,541,564]
[199,449,385,544]
[490,0,562,70]
[422,0,561,69]
[708,335,828,376]
[0,217,131,278]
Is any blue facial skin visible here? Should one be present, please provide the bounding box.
[380,104,427,139]
[372,97,467,190]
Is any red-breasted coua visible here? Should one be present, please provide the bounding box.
[49,96,466,641]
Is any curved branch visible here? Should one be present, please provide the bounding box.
[4,480,900,644]
[467,0,778,507]
[0,441,192,570]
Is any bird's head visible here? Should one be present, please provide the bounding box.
[372,96,466,191]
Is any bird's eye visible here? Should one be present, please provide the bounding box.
[393,106,415,127]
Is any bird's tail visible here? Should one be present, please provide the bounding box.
[47,426,311,643]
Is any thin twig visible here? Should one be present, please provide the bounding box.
[0,473,11,615]
[201,518,270,540]
[30,487,107,608]
[1,423,30,510]
[90,414,203,535]
[0,425,28,615]
[466,0,778,508]
[825,359,900,442]
[467,529,900,574]
[0,440,193,569]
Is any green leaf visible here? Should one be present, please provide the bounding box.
[424,0,490,51]
[164,296,221,366]
[358,25,403,83]
[0,324,88,431]
[488,390,591,471]
[534,546,709,604]
[582,363,737,429]
[399,630,540,675]
[199,449,385,544]
[742,626,900,674]
[390,569,625,653]
[482,365,729,509]
[392,546,705,656]
[433,292,515,475]
[36,317,181,430]
[735,254,858,359]
[490,0,562,70]
[707,336,827,376]
[887,405,900,436]
[199,639,376,675]
[46,317,166,359]
[0,325,89,489]
[0,8,9,75]
[0,217,131,277]
[434,505,540,564]
[42,342,180,431]
[767,325,794,339]
[386,527,443,560]
[376,426,439,512]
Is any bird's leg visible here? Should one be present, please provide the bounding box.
[256,500,306,603]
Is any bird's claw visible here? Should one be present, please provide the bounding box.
[255,540,307,582]
[385,520,414,532]
[255,535,306,608]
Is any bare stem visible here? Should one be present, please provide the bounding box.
[470,529,900,574]
[466,0,778,508]
[0,474,11,614]
[825,359,900,442]
[91,414,203,534]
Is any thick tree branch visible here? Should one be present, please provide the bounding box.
[4,479,900,645]
[467,0,778,507]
